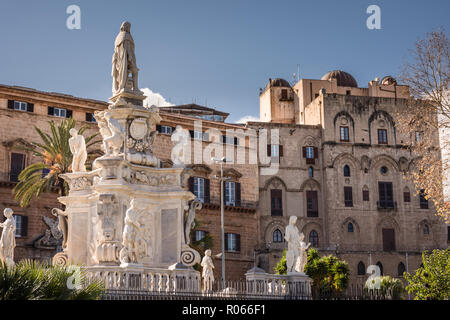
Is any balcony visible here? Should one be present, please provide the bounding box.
[377,200,397,210]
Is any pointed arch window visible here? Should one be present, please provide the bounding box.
[357,261,366,275]
[308,167,314,178]
[398,262,406,277]
[347,222,354,233]
[273,229,283,243]
[343,165,351,177]
[376,261,384,276]
[309,230,319,247]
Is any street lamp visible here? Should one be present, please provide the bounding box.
[212,156,230,289]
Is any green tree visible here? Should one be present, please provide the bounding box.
[13,118,98,207]
[274,248,350,298]
[404,248,450,300]
[0,260,104,300]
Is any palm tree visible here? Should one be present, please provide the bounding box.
[13,118,99,207]
[0,260,104,300]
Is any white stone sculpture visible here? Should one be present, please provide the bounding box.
[184,199,202,245]
[295,232,311,274]
[103,111,124,156]
[119,199,148,265]
[171,125,190,168]
[0,208,16,268]
[69,128,87,172]
[201,249,214,292]
[285,215,302,273]
[112,21,139,94]
[52,208,68,251]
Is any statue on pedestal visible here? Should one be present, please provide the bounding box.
[112,21,139,94]
[184,199,202,245]
[285,216,302,273]
[201,249,214,292]
[0,208,16,268]
[69,128,87,172]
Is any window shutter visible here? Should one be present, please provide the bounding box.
[313,147,318,159]
[21,216,28,237]
[7,100,14,109]
[235,182,241,207]
[204,178,210,203]
[222,180,227,202]
[188,177,194,193]
[236,234,241,252]
[66,109,73,118]
[363,190,369,201]
[224,233,229,251]
[156,125,162,132]
[189,130,194,138]
[48,106,54,115]
[279,145,283,157]
[234,137,238,146]
[267,144,271,157]
[302,146,307,158]
[222,135,226,144]
[27,103,34,113]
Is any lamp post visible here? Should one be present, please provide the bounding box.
[212,157,230,289]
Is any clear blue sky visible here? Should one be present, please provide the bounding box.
[0,0,449,122]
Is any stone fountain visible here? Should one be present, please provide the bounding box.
[52,21,201,291]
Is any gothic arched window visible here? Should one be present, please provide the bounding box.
[357,261,366,275]
[309,230,319,247]
[308,167,314,178]
[273,229,283,243]
[348,222,354,233]
[343,165,351,177]
[398,262,406,277]
[376,261,384,276]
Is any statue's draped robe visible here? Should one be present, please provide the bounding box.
[112,30,137,93]
[0,218,15,261]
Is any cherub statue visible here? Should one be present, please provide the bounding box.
[68,128,87,172]
[201,249,214,292]
[0,208,16,268]
[295,232,311,273]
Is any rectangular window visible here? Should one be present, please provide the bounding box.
[340,127,349,142]
[382,228,395,251]
[85,112,96,122]
[8,100,33,112]
[13,215,28,237]
[415,131,424,144]
[304,146,316,165]
[363,190,370,201]
[48,106,71,118]
[160,126,173,135]
[225,233,240,252]
[222,135,238,145]
[271,189,283,216]
[344,187,353,207]
[225,181,236,206]
[9,153,26,182]
[419,189,429,209]
[194,230,206,242]
[378,182,394,208]
[306,190,318,217]
[378,129,388,144]
[281,89,288,100]
[193,177,205,202]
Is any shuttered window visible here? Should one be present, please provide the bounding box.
[303,146,317,165]
[306,190,318,217]
[382,228,395,251]
[188,177,210,203]
[344,187,353,207]
[271,189,282,216]
[10,153,26,182]
[225,233,240,252]
[378,182,394,208]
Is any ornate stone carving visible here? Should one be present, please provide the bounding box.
[69,128,87,172]
[184,199,202,245]
[52,252,68,267]
[34,216,63,249]
[95,194,120,263]
[124,169,178,188]
[180,246,201,267]
[0,208,16,268]
[119,199,153,266]
[52,208,68,251]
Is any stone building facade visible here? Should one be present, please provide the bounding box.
[0,86,258,280]
[251,72,449,286]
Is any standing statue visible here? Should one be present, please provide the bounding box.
[0,208,16,268]
[69,128,87,172]
[171,125,190,168]
[120,199,146,265]
[112,21,139,94]
[284,216,302,273]
[201,249,214,292]
[184,199,202,245]
[295,232,311,273]
[52,208,69,251]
